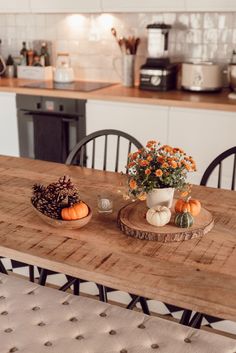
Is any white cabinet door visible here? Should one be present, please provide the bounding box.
[185,0,236,11]
[86,100,169,172]
[101,0,185,12]
[0,92,19,157]
[30,0,101,13]
[168,107,236,188]
[0,0,30,12]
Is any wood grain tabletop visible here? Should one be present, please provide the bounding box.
[0,155,236,321]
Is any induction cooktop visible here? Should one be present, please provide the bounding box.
[22,81,116,92]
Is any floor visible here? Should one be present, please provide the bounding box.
[1,257,236,337]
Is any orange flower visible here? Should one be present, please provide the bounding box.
[137,192,147,201]
[170,160,177,169]
[155,169,163,177]
[147,155,153,162]
[129,179,137,190]
[162,162,169,169]
[180,191,189,198]
[131,152,138,160]
[145,169,151,175]
[146,140,157,148]
[140,160,149,167]
[157,156,164,163]
[128,161,135,168]
[173,147,184,154]
[162,145,173,153]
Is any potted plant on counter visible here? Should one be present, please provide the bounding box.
[126,140,196,208]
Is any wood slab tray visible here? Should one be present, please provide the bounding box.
[117,201,214,242]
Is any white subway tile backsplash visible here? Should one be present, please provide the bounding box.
[203,13,218,29]
[186,29,202,44]
[203,29,218,44]
[1,11,236,81]
[218,13,233,29]
[218,29,232,44]
[189,13,202,29]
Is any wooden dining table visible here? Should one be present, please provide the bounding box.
[0,155,236,322]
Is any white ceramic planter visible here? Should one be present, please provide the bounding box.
[146,188,174,208]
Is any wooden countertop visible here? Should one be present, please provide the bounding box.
[1,78,236,112]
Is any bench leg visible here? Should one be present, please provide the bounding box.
[179,309,193,326]
[38,268,48,286]
[0,259,7,274]
[189,312,204,328]
[139,297,150,315]
[180,310,204,328]
[29,265,35,282]
[97,285,108,302]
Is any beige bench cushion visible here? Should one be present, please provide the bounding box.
[0,273,235,353]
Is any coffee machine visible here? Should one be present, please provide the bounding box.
[139,23,177,91]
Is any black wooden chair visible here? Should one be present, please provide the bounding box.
[38,129,150,314]
[200,146,236,190]
[66,129,143,171]
[180,146,236,328]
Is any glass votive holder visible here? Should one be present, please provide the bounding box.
[97,193,113,214]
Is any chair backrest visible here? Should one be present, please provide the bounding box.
[200,146,236,190]
[66,129,143,172]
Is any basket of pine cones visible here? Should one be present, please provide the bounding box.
[31,176,92,229]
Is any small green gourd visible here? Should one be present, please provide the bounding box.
[175,210,194,228]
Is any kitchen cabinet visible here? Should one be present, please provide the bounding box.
[0,0,30,13]
[0,93,19,157]
[30,0,101,13]
[101,0,185,12]
[86,100,169,171]
[168,107,236,188]
[185,0,236,11]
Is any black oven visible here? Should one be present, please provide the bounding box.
[16,95,86,163]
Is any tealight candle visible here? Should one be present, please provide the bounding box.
[97,193,113,214]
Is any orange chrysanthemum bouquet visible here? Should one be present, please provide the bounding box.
[126,140,196,199]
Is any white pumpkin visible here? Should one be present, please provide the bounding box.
[146,205,171,227]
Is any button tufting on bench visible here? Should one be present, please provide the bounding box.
[70,317,78,322]
[75,335,84,340]
[109,330,117,335]
[151,343,159,349]
[100,312,107,317]
[32,306,40,311]
[0,295,6,300]
[44,341,52,347]
[38,321,46,327]
[9,348,18,353]
[0,273,236,353]
[184,338,191,343]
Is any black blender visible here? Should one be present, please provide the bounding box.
[139,23,177,91]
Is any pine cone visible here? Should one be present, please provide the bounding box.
[31,176,80,219]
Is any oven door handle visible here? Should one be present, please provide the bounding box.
[23,111,79,121]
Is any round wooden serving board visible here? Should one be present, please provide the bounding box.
[117,201,214,242]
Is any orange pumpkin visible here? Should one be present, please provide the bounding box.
[61,201,89,220]
[175,197,201,217]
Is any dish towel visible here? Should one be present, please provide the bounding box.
[33,114,68,163]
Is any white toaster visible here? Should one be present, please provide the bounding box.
[181,62,222,92]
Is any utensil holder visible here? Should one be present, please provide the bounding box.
[113,54,136,87]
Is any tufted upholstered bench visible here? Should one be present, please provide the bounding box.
[0,273,236,353]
